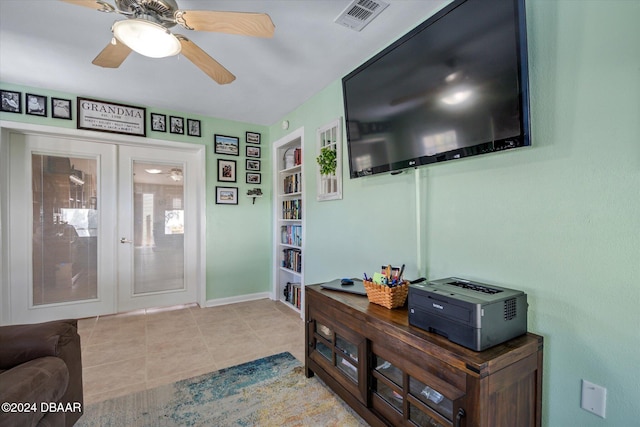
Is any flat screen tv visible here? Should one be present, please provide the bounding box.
[342,0,530,178]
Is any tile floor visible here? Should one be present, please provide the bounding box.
[77,299,305,405]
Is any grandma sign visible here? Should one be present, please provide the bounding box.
[77,97,146,136]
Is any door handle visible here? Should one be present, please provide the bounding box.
[120,237,132,244]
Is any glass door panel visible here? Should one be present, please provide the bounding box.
[132,161,184,294]
[31,154,98,305]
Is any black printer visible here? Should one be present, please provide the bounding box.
[408,277,528,351]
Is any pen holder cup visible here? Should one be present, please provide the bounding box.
[363,280,409,309]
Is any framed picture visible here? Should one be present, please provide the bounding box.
[0,90,21,113]
[217,159,237,182]
[214,134,239,156]
[170,116,184,134]
[187,119,201,137]
[216,186,238,205]
[151,113,166,132]
[246,159,261,171]
[51,98,72,120]
[246,172,261,184]
[246,146,261,158]
[246,131,261,144]
[77,97,146,136]
[26,93,47,116]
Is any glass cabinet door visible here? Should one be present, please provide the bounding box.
[371,351,464,427]
[307,309,365,403]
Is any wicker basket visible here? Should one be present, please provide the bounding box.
[363,280,409,309]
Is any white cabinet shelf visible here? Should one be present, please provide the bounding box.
[272,128,305,316]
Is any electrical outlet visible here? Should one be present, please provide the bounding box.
[581,380,607,418]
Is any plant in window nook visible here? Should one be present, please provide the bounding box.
[316,147,337,176]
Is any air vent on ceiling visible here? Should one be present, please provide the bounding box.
[334,0,390,32]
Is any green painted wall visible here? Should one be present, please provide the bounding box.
[270,0,640,425]
[0,82,272,302]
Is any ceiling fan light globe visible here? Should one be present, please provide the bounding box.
[112,19,181,58]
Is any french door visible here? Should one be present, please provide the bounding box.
[6,132,202,323]
[117,145,199,312]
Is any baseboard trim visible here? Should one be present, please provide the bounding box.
[203,292,273,308]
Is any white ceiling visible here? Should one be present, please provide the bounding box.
[0,0,449,126]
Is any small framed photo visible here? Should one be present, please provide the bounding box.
[214,134,239,156]
[51,98,72,120]
[216,186,238,205]
[26,93,47,116]
[1,90,21,113]
[170,116,184,134]
[246,159,261,171]
[187,119,201,137]
[246,131,261,144]
[246,172,261,184]
[151,113,166,132]
[217,159,237,182]
[246,146,261,158]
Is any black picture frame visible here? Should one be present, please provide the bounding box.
[51,98,72,120]
[246,145,261,158]
[246,159,261,171]
[26,93,47,117]
[77,97,146,136]
[246,131,261,144]
[187,119,201,137]
[246,172,261,184]
[214,134,240,156]
[170,116,184,134]
[217,159,237,182]
[216,186,238,205]
[0,90,21,113]
[151,113,166,132]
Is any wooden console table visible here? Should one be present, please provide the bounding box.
[304,284,543,427]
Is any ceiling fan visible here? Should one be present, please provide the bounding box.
[60,0,275,84]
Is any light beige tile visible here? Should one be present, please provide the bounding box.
[146,362,218,389]
[198,318,255,339]
[83,337,146,368]
[86,322,146,346]
[146,322,200,344]
[206,338,269,366]
[190,305,239,322]
[81,299,305,404]
[83,356,146,396]
[231,299,283,319]
[146,343,213,380]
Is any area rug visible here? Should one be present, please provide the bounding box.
[76,352,368,426]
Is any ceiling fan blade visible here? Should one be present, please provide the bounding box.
[92,39,132,68]
[177,36,236,85]
[59,0,115,12]
[175,10,275,38]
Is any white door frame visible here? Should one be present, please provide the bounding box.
[0,120,206,325]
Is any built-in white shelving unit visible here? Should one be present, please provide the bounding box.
[272,128,305,316]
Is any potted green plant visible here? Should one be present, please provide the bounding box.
[316,146,337,176]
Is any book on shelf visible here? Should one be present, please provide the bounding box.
[282,248,302,273]
[281,224,302,246]
[281,199,302,220]
[283,172,301,194]
[294,148,302,166]
[284,281,302,309]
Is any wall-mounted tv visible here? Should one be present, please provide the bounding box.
[342,0,530,178]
